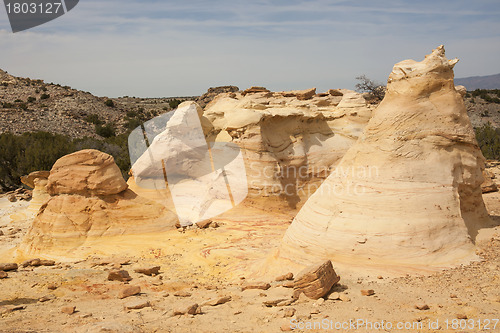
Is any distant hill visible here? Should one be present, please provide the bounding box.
[455,73,500,90]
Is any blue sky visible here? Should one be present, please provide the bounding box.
[1,0,499,97]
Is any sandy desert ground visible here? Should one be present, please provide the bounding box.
[0,184,499,333]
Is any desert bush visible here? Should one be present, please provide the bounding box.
[95,123,115,138]
[104,99,115,107]
[126,110,139,118]
[2,102,14,108]
[475,123,500,160]
[124,118,142,130]
[0,131,132,190]
[471,89,500,104]
[169,99,182,109]
[355,75,386,101]
[84,114,103,125]
[27,96,36,103]
[0,132,75,190]
[40,93,50,100]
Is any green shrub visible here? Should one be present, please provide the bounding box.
[27,96,36,103]
[169,99,182,109]
[40,93,50,100]
[124,118,142,130]
[14,99,22,103]
[84,114,103,125]
[126,110,139,118]
[104,99,115,107]
[0,131,132,190]
[0,132,75,190]
[41,86,47,92]
[96,124,115,138]
[18,103,28,110]
[2,102,13,108]
[475,123,500,160]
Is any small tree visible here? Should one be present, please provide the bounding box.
[355,75,386,101]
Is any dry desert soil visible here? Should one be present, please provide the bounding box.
[0,180,499,333]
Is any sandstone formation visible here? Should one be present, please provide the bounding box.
[481,169,498,193]
[46,150,128,196]
[21,171,51,215]
[274,46,491,273]
[19,150,177,256]
[196,86,239,108]
[130,102,248,226]
[129,89,373,226]
[202,86,374,209]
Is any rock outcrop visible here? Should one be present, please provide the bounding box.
[274,46,491,273]
[19,149,177,256]
[196,86,240,109]
[46,150,128,196]
[21,171,50,215]
[202,87,374,209]
[129,91,374,225]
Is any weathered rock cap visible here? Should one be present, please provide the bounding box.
[46,149,128,196]
[293,260,340,300]
[20,171,50,189]
[280,88,316,100]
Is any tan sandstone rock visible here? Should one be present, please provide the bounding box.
[21,171,50,189]
[202,87,373,210]
[46,149,128,196]
[274,46,491,273]
[481,169,498,193]
[293,260,340,300]
[118,285,141,299]
[18,150,178,257]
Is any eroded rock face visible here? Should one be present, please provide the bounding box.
[21,171,50,215]
[203,87,373,208]
[19,150,177,256]
[275,46,491,272]
[46,149,128,196]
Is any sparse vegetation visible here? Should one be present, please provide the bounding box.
[0,131,131,190]
[84,114,103,125]
[124,118,142,130]
[475,123,500,160]
[40,93,50,100]
[104,99,115,107]
[169,98,182,109]
[471,89,500,104]
[355,75,386,101]
[95,123,115,138]
[27,96,36,103]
